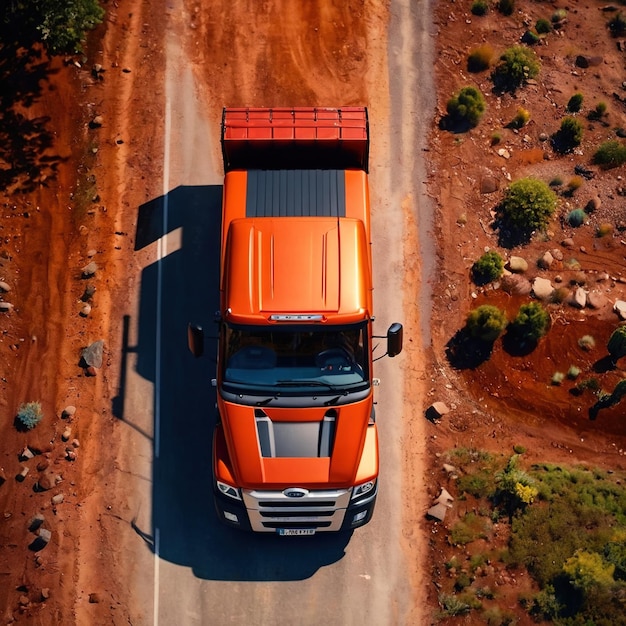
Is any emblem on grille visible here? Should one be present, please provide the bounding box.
[283,488,308,498]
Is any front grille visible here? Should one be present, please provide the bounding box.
[243,488,352,532]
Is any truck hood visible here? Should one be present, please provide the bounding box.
[219,397,374,488]
[223,217,371,324]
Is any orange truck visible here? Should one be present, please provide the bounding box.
[190,107,403,534]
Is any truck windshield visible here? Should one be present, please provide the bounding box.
[222,322,369,394]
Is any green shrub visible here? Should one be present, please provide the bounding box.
[578,335,596,351]
[446,86,487,129]
[510,106,530,129]
[567,92,584,113]
[521,29,540,45]
[593,141,626,168]
[472,251,504,285]
[493,45,540,91]
[551,371,565,385]
[498,0,514,16]
[566,176,584,193]
[16,401,43,430]
[577,377,600,392]
[468,43,494,72]
[499,177,557,232]
[511,302,550,341]
[490,132,502,146]
[567,208,586,227]
[554,116,584,152]
[552,8,568,24]
[567,365,581,379]
[535,18,552,34]
[467,305,508,342]
[607,325,626,363]
[471,0,489,16]
[438,593,471,617]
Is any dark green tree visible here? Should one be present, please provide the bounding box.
[607,326,626,364]
[511,302,550,342]
[492,45,540,92]
[472,251,504,285]
[445,86,486,130]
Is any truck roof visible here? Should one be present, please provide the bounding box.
[223,216,372,324]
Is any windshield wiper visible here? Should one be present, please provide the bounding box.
[275,379,346,393]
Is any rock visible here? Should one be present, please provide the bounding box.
[586,196,601,212]
[29,528,51,551]
[538,251,554,269]
[532,277,554,300]
[501,274,532,296]
[480,176,499,194]
[0,302,14,312]
[442,463,457,475]
[507,256,528,273]
[88,593,101,604]
[61,406,76,419]
[80,304,91,317]
[614,300,626,320]
[0,281,10,292]
[570,287,587,309]
[16,466,29,482]
[81,340,104,368]
[28,514,45,532]
[0,467,6,486]
[587,291,609,309]
[81,261,97,278]
[62,428,71,442]
[497,148,511,159]
[562,238,574,248]
[551,248,564,262]
[435,488,454,507]
[71,439,80,449]
[89,115,103,128]
[19,447,35,461]
[426,402,450,422]
[51,494,64,505]
[36,459,49,472]
[40,588,50,601]
[86,366,97,377]
[81,284,96,301]
[65,450,77,462]
[19,595,29,606]
[426,502,449,522]
[35,471,57,491]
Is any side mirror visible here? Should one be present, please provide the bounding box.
[187,323,204,358]
[387,323,403,358]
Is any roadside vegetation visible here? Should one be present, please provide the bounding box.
[437,448,626,624]
[0,0,104,53]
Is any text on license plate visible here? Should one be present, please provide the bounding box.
[277,528,316,536]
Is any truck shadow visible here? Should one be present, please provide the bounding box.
[120,185,350,581]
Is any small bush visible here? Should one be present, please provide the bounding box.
[513,444,526,454]
[521,29,540,45]
[589,101,608,120]
[549,176,563,187]
[567,92,584,113]
[446,86,487,129]
[493,45,540,92]
[567,365,581,379]
[551,371,565,385]
[468,43,494,72]
[471,0,489,16]
[467,305,508,342]
[536,18,552,34]
[511,302,550,341]
[552,8,567,24]
[510,106,530,129]
[566,176,583,193]
[499,177,557,232]
[578,335,596,351]
[490,132,502,146]
[608,325,626,362]
[438,593,471,617]
[472,251,504,285]
[597,223,613,237]
[498,0,514,17]
[16,401,43,430]
[567,208,586,227]
[553,116,584,152]
[593,141,626,169]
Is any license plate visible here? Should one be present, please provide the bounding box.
[277,528,316,536]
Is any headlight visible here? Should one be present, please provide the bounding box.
[216,480,242,501]
[352,480,376,500]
